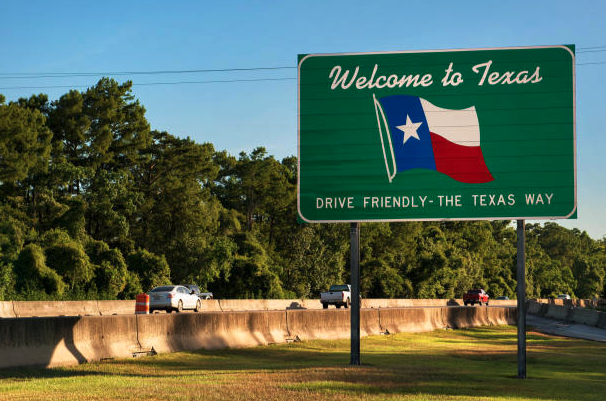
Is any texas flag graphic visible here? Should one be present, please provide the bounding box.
[373,94,493,184]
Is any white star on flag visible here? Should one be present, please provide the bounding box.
[396,115,423,144]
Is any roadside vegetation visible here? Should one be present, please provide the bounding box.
[1,80,605,301]
[0,326,605,400]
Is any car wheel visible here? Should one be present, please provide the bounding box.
[322,303,328,309]
[176,300,183,313]
[464,302,468,306]
[195,299,201,312]
[336,304,341,309]
[478,301,482,306]
[345,298,350,308]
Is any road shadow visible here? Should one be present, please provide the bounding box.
[0,316,88,369]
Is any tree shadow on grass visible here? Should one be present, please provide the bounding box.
[0,366,106,380]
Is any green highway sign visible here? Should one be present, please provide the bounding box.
[297,46,576,223]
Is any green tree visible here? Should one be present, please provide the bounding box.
[0,261,14,300]
[130,131,227,287]
[40,229,94,292]
[361,258,405,298]
[48,90,89,173]
[573,256,604,298]
[119,271,143,299]
[212,232,286,299]
[214,148,294,233]
[13,244,66,297]
[85,170,138,251]
[277,224,347,298]
[0,101,52,183]
[85,239,128,298]
[126,249,171,292]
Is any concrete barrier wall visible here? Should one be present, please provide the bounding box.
[490,300,518,307]
[0,315,140,368]
[12,301,100,317]
[528,299,606,331]
[285,309,382,340]
[527,300,544,315]
[67,315,140,364]
[375,306,515,334]
[0,298,523,317]
[137,310,289,353]
[0,306,515,369]
[443,306,517,328]
[533,298,596,308]
[380,307,444,333]
[217,299,323,311]
[546,304,572,320]
[0,316,82,368]
[286,309,351,340]
[363,299,413,308]
[0,301,16,318]
[570,308,600,326]
[200,299,222,311]
[97,300,135,316]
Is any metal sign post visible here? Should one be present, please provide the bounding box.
[517,219,527,378]
[350,222,361,365]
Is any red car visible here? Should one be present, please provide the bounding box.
[463,289,489,306]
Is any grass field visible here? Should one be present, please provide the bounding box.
[1,326,605,401]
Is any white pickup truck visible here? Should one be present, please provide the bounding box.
[320,284,351,309]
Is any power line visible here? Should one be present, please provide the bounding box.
[0,66,297,79]
[577,49,606,54]
[576,61,606,65]
[0,77,296,91]
[577,45,606,50]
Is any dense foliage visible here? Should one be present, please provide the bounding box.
[0,80,604,301]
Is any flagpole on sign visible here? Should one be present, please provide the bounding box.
[517,219,527,379]
[350,222,361,365]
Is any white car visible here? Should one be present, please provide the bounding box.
[149,285,201,313]
[556,294,571,300]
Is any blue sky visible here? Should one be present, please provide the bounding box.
[1,0,605,238]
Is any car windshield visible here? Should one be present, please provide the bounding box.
[183,285,199,293]
[329,285,349,291]
[468,290,482,294]
[150,286,175,292]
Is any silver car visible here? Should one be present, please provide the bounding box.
[149,285,201,313]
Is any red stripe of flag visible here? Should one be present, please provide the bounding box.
[430,132,494,184]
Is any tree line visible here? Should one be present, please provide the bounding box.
[1,78,604,301]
